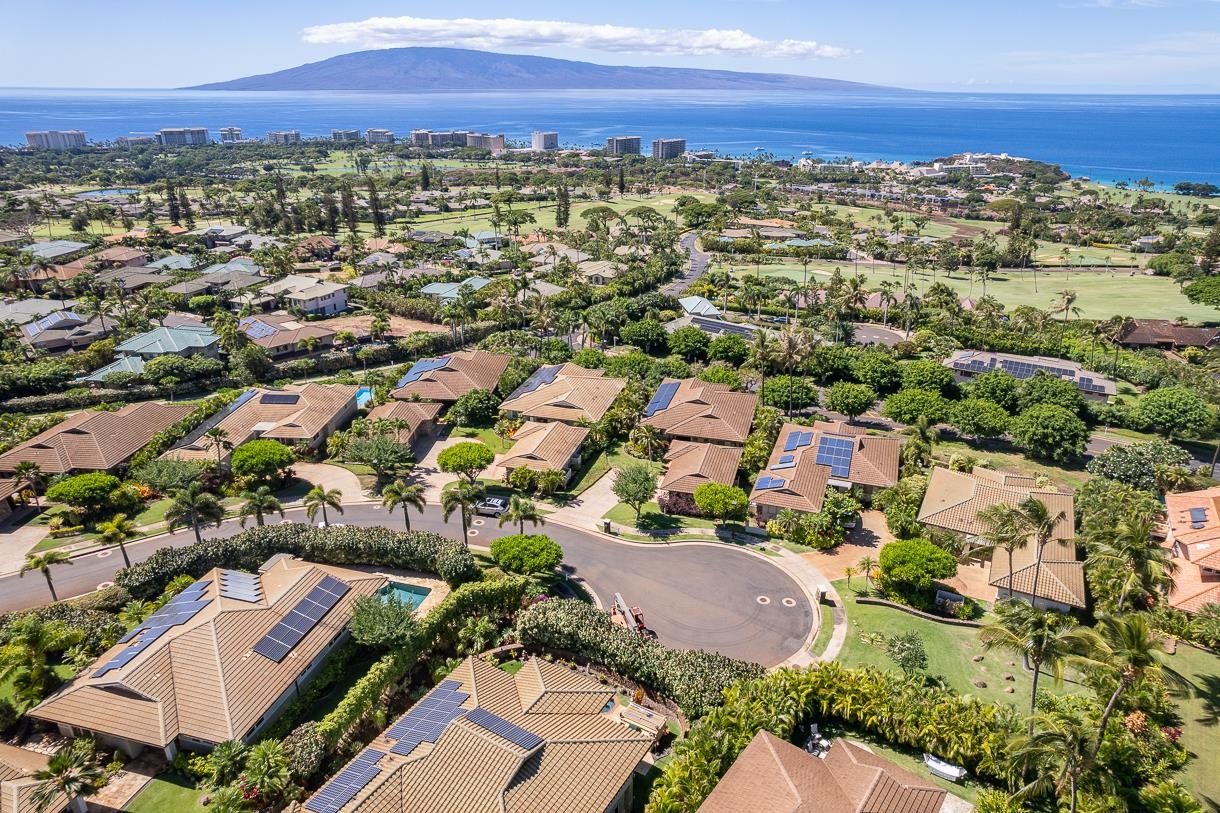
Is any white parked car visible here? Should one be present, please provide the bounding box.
[475,497,508,518]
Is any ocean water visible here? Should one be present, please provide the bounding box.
[1,87,1218,186]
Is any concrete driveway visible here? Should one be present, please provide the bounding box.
[291,462,368,504]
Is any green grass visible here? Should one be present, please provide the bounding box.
[450,425,513,454]
[1163,643,1220,800]
[498,660,525,674]
[809,607,836,659]
[132,498,173,527]
[603,501,717,532]
[0,664,74,707]
[564,452,612,496]
[934,439,1092,491]
[125,772,203,813]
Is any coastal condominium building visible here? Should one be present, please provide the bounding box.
[606,136,642,156]
[466,132,506,151]
[652,138,687,159]
[219,127,242,143]
[25,130,87,150]
[116,135,155,148]
[532,131,559,151]
[366,128,395,144]
[156,127,210,146]
[266,130,301,144]
[331,129,360,141]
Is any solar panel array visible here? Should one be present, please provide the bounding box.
[466,707,544,751]
[756,474,786,490]
[691,316,757,338]
[771,452,797,471]
[259,392,300,405]
[385,679,470,756]
[95,579,213,677]
[395,356,450,389]
[240,318,278,340]
[507,364,562,400]
[252,575,349,663]
[1078,377,1109,395]
[644,381,681,417]
[218,570,264,603]
[783,430,815,452]
[304,748,386,813]
[815,436,855,478]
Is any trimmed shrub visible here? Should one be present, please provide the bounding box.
[490,534,564,575]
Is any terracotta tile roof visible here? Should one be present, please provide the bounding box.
[366,401,443,444]
[310,656,652,813]
[698,731,946,813]
[641,378,758,444]
[496,421,589,473]
[0,743,66,813]
[1162,487,1220,613]
[164,384,357,462]
[498,366,626,424]
[0,402,192,474]
[660,441,743,495]
[749,423,901,514]
[1118,319,1220,348]
[239,314,335,352]
[30,559,385,749]
[391,350,511,403]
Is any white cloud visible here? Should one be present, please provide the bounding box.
[301,16,851,60]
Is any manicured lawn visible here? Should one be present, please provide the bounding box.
[603,501,717,533]
[564,452,611,496]
[125,772,203,813]
[933,439,1091,491]
[1164,643,1220,800]
[133,498,173,527]
[498,660,525,674]
[809,607,836,659]
[0,664,75,708]
[450,425,513,454]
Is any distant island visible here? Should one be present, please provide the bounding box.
[186,47,893,93]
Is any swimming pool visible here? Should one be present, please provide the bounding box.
[77,188,139,197]
[355,386,373,408]
[380,582,431,610]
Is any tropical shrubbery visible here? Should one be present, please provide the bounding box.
[515,598,763,718]
[878,538,957,607]
[114,524,480,598]
[1085,440,1192,491]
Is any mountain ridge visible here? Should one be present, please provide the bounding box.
[185,47,894,93]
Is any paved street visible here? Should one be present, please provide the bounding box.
[0,503,814,666]
[664,232,711,295]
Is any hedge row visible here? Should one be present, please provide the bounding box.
[314,575,530,748]
[127,389,242,470]
[0,586,131,652]
[515,598,764,719]
[3,385,162,414]
[645,662,1019,812]
[114,525,480,599]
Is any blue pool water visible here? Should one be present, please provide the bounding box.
[76,187,139,197]
[380,582,431,610]
[355,386,372,408]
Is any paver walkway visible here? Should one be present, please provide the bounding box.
[291,462,369,504]
[86,751,163,812]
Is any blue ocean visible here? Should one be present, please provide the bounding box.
[1,87,1218,186]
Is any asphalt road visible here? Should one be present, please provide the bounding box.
[2,504,814,667]
[665,232,711,295]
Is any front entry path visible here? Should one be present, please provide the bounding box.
[291,462,369,505]
[546,470,620,528]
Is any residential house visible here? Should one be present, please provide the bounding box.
[78,354,148,384]
[0,743,72,813]
[146,254,199,272]
[678,295,722,317]
[114,324,219,359]
[19,310,109,353]
[0,402,192,475]
[1117,319,1220,350]
[296,235,340,261]
[698,730,949,813]
[578,260,623,286]
[239,314,336,358]
[1161,487,1220,613]
[418,276,491,303]
[496,421,589,484]
[165,384,359,462]
[749,422,901,524]
[260,275,348,316]
[659,441,743,503]
[525,242,590,269]
[19,240,88,261]
[94,266,165,293]
[188,224,250,248]
[0,298,67,326]
[390,350,511,404]
[664,314,765,340]
[521,279,566,300]
[0,479,25,525]
[357,251,400,269]
[302,655,654,813]
[944,350,1115,401]
[499,364,627,425]
[640,378,758,446]
[365,401,443,446]
[0,230,27,248]
[30,559,385,757]
[917,466,1085,612]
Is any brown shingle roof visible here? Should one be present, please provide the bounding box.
[660,441,743,495]
[698,731,946,813]
[496,421,589,473]
[640,378,758,444]
[0,402,192,474]
[391,350,511,403]
[1118,319,1220,348]
[30,559,385,748]
[366,401,443,444]
[497,366,626,424]
[0,743,66,813]
[312,656,653,813]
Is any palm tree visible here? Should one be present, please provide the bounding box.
[844,566,857,591]
[20,551,73,603]
[975,503,1030,596]
[1067,612,1189,760]
[978,600,1076,730]
[1009,708,1098,813]
[202,427,232,469]
[165,482,225,544]
[1011,496,1066,607]
[95,513,137,567]
[31,742,102,813]
[380,479,426,530]
[303,486,344,527]
[774,327,810,417]
[1055,289,1079,324]
[628,424,667,460]
[238,486,284,528]
[1085,514,1176,611]
[748,332,778,404]
[0,616,81,708]
[857,556,878,592]
[441,481,485,544]
[12,461,44,508]
[500,494,544,535]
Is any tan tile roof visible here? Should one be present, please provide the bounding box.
[496,421,589,473]
[1161,488,1220,612]
[660,441,743,495]
[749,422,901,514]
[30,559,385,748]
[0,743,66,813]
[391,350,511,403]
[239,313,336,352]
[313,656,653,813]
[0,402,192,474]
[366,401,443,444]
[577,260,623,281]
[698,731,945,813]
[498,367,626,424]
[164,384,357,462]
[641,378,758,444]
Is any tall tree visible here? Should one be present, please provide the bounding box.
[238,486,284,528]
[978,600,1076,731]
[441,481,485,544]
[499,494,544,535]
[165,482,225,544]
[95,513,137,567]
[19,551,73,603]
[303,486,344,527]
[380,479,426,531]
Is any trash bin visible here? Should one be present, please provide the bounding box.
[603,519,612,534]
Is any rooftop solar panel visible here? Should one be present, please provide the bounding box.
[755,475,785,490]
[385,681,470,756]
[396,356,451,388]
[251,575,349,663]
[465,708,544,751]
[815,436,855,479]
[304,748,385,813]
[219,570,264,603]
[94,579,213,677]
[259,393,300,405]
[644,381,681,417]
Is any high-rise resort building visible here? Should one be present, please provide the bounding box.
[606,135,642,156]
[25,130,86,150]
[267,130,301,145]
[652,138,687,159]
[219,127,242,143]
[466,132,506,151]
[331,129,361,141]
[116,135,155,148]
[366,128,395,144]
[156,127,210,146]
[532,131,560,151]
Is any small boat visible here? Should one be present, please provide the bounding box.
[754,146,765,151]
[802,150,813,155]
[924,753,968,782]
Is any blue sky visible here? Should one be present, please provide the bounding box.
[2,0,1219,92]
